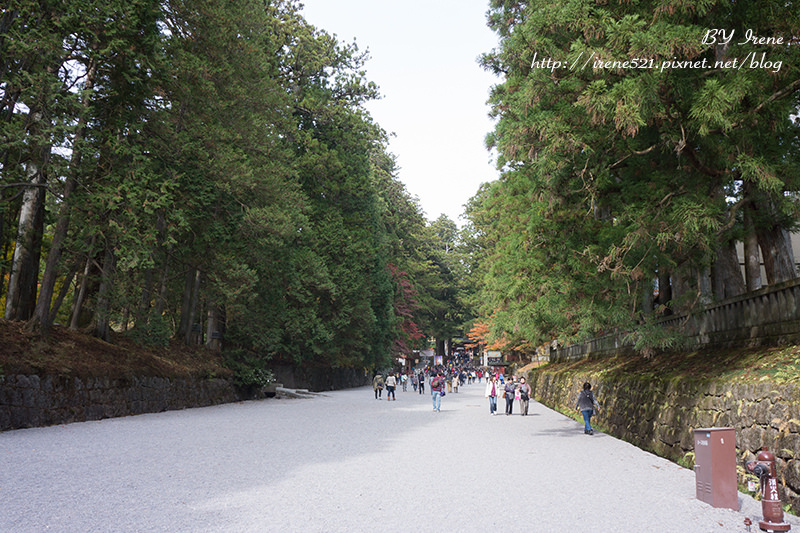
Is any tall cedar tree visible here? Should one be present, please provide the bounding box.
[476,0,800,352]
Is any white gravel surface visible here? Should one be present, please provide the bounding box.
[2,381,798,532]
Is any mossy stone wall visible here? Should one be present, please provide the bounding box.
[527,369,800,514]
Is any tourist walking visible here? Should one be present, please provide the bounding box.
[575,382,601,434]
[430,373,444,412]
[504,376,517,415]
[418,372,425,394]
[373,373,384,400]
[385,373,397,401]
[485,375,498,415]
[518,377,531,415]
[401,373,408,392]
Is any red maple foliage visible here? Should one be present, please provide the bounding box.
[387,263,425,356]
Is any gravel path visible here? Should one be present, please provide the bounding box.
[1,381,798,532]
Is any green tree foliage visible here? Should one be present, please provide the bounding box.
[415,215,474,355]
[474,0,800,352]
[1,0,457,378]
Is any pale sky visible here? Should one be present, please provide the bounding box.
[299,0,501,225]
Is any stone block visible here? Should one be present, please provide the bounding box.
[26,408,42,427]
[41,376,54,393]
[769,405,790,428]
[22,388,37,408]
[783,460,800,497]
[86,405,105,420]
[740,426,764,452]
[739,400,757,427]
[762,426,778,448]
[755,399,772,425]
[697,394,716,410]
[0,406,10,430]
[774,433,800,460]
[10,406,28,429]
[786,384,800,404]
[715,411,733,428]
[103,404,117,418]
[89,389,104,403]
[0,386,11,408]
[657,423,683,446]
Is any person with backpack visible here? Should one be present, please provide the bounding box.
[418,372,425,394]
[575,382,601,434]
[373,373,385,400]
[430,372,444,412]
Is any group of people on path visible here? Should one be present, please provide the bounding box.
[372,367,601,435]
[484,374,600,434]
[484,374,532,416]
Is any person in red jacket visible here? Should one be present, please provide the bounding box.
[430,372,444,412]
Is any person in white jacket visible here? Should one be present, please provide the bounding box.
[385,374,397,401]
[484,375,499,415]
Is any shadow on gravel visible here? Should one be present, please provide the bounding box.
[533,426,589,438]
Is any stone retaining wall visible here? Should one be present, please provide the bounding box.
[527,369,800,515]
[272,364,370,391]
[0,374,241,431]
[0,365,372,432]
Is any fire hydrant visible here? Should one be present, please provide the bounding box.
[745,447,791,532]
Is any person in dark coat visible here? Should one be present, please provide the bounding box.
[503,376,517,415]
[575,382,600,434]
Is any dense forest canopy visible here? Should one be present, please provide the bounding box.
[4,0,800,377]
[468,0,800,355]
[0,0,476,382]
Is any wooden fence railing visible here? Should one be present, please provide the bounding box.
[552,277,800,362]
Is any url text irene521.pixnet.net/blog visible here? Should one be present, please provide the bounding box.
[529,28,784,74]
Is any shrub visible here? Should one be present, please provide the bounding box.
[224,349,275,389]
[127,314,172,347]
